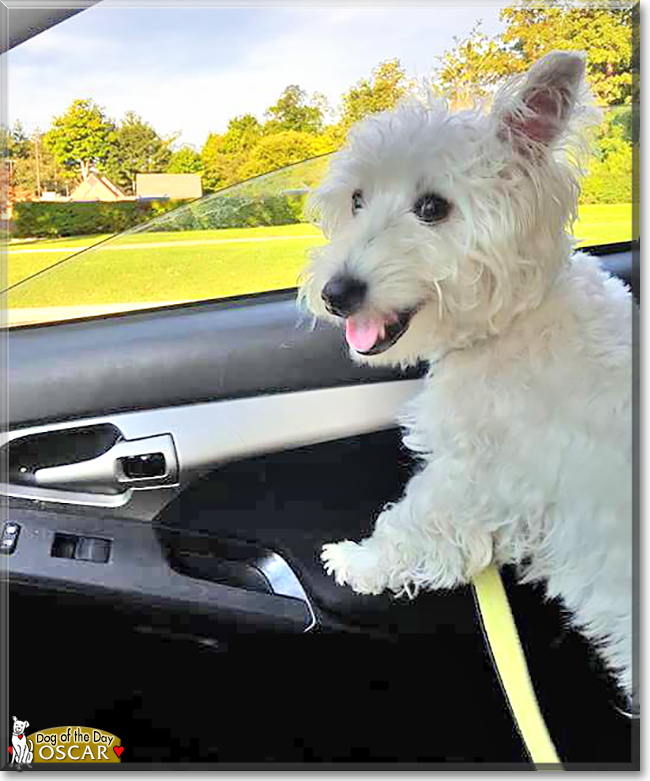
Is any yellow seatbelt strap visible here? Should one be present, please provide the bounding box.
[472,565,564,770]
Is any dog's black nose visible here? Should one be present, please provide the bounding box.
[321,275,367,317]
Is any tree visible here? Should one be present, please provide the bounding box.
[432,3,634,108]
[0,122,32,201]
[264,85,325,134]
[338,59,414,130]
[581,110,632,203]
[167,145,203,174]
[500,1,634,105]
[238,130,327,180]
[432,23,518,109]
[201,133,229,192]
[12,130,68,198]
[44,98,116,180]
[200,115,263,192]
[105,111,174,194]
[219,114,263,155]
[0,121,30,159]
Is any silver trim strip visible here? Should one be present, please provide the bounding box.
[1,380,423,512]
[256,552,317,632]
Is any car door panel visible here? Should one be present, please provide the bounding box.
[6,290,422,429]
[6,506,314,635]
[4,246,636,766]
[4,248,635,626]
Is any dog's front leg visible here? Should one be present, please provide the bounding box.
[321,465,493,597]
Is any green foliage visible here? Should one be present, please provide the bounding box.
[13,193,306,238]
[200,115,264,191]
[432,22,518,108]
[339,59,414,130]
[0,121,31,159]
[263,85,325,134]
[429,7,634,206]
[580,160,632,205]
[240,154,331,198]
[200,103,331,193]
[12,132,67,197]
[44,99,116,180]
[104,111,174,194]
[432,4,634,109]
[219,114,263,155]
[200,133,227,192]
[579,108,633,204]
[581,144,632,205]
[607,105,634,143]
[12,199,183,238]
[501,2,634,106]
[238,130,329,180]
[167,145,204,174]
[147,193,304,232]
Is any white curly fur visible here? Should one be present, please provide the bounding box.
[300,52,635,700]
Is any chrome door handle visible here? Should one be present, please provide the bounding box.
[33,434,178,494]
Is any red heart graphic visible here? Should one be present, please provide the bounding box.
[113,746,124,758]
[8,747,12,756]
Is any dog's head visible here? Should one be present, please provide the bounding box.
[13,717,29,736]
[300,51,597,367]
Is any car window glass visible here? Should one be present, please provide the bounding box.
[4,4,634,327]
[6,156,330,325]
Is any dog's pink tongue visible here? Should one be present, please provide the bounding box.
[345,316,383,352]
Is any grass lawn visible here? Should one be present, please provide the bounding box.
[7,224,325,309]
[6,204,632,313]
[573,203,632,247]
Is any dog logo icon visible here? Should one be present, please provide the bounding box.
[10,717,34,765]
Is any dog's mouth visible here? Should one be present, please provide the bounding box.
[344,308,418,355]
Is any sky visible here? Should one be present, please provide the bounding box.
[7,3,507,149]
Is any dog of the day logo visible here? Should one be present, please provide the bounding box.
[8,720,124,765]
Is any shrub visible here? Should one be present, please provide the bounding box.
[12,199,186,238]
[578,108,634,205]
[146,193,306,232]
[13,193,308,237]
[580,145,634,205]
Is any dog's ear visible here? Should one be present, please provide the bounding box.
[493,51,587,153]
[24,722,29,729]
[13,716,16,722]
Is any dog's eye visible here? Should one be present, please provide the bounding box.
[412,193,450,224]
[351,189,364,216]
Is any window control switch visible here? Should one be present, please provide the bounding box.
[52,533,111,563]
[1,522,21,555]
[75,536,111,563]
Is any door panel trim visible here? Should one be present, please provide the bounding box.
[6,507,315,633]
[2,379,423,518]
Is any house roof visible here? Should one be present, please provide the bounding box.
[69,173,128,201]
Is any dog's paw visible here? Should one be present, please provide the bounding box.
[321,540,388,595]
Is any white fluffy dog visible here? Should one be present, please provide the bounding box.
[300,52,634,701]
